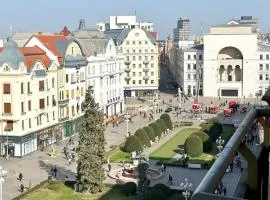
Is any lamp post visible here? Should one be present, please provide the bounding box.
[178,87,182,111]
[180,178,193,200]
[0,166,7,200]
[153,100,158,120]
[124,113,131,137]
[216,136,225,157]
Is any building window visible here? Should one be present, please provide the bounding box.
[3,84,10,94]
[260,54,263,60]
[193,74,196,80]
[53,111,55,120]
[266,74,269,80]
[139,80,142,84]
[187,64,191,70]
[27,82,31,94]
[151,63,154,68]
[133,64,136,68]
[47,96,49,106]
[145,80,148,84]
[193,64,196,70]
[133,49,135,53]
[133,72,136,76]
[126,56,129,61]
[188,55,191,60]
[39,99,45,109]
[260,64,263,70]
[199,55,202,60]
[133,80,136,84]
[39,80,44,91]
[139,64,142,68]
[151,80,154,84]
[65,74,69,83]
[259,74,263,80]
[151,49,154,53]
[139,49,142,53]
[22,120,24,130]
[21,102,24,114]
[267,54,269,60]
[145,41,148,45]
[4,103,11,114]
[266,64,269,70]
[28,100,31,111]
[29,119,31,128]
[133,56,135,61]
[151,72,154,76]
[126,41,129,45]
[52,78,55,88]
[151,56,154,61]
[145,56,148,61]
[47,113,49,122]
[139,56,142,60]
[193,55,196,59]
[46,79,48,90]
[188,74,191,80]
[133,41,135,45]
[21,83,24,94]
[139,72,142,76]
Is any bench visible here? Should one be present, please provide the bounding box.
[187,163,201,169]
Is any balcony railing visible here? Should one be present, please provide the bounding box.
[124,61,131,65]
[59,116,69,122]
[191,93,270,200]
[143,67,150,72]
[143,76,150,80]
[124,68,131,72]
[58,99,69,105]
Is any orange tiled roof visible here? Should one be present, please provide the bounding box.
[20,46,51,70]
[34,34,67,64]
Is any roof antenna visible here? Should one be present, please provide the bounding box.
[9,25,13,38]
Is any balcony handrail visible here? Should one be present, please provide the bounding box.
[191,108,270,200]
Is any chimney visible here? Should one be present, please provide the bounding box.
[78,19,86,30]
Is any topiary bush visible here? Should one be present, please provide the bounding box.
[143,126,155,142]
[135,129,151,147]
[160,113,173,130]
[152,184,171,196]
[192,131,209,142]
[123,182,137,196]
[184,135,203,157]
[144,189,167,200]
[124,135,143,153]
[149,123,162,138]
[156,119,167,133]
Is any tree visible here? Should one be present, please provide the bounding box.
[160,113,173,130]
[137,160,149,196]
[149,123,162,138]
[156,119,167,133]
[124,135,143,153]
[184,135,203,157]
[192,131,209,142]
[76,87,106,194]
[143,126,155,142]
[135,129,151,147]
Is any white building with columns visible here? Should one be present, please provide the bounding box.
[74,29,125,117]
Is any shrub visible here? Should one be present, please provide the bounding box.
[184,135,203,157]
[208,122,223,141]
[144,189,167,200]
[143,126,155,142]
[124,135,143,153]
[156,119,167,133]
[135,129,151,147]
[203,139,212,152]
[149,123,162,138]
[160,113,173,130]
[152,184,171,196]
[192,131,209,142]
[123,182,137,196]
[179,121,193,126]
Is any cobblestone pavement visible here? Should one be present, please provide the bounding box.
[0,92,262,199]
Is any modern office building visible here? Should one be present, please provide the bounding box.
[173,18,191,42]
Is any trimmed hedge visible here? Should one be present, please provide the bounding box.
[184,135,203,157]
[144,188,167,200]
[135,129,151,147]
[124,135,143,153]
[156,119,167,133]
[123,182,137,196]
[192,131,209,142]
[149,123,162,138]
[143,126,156,142]
[160,113,173,130]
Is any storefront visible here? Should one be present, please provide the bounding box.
[36,125,58,151]
[0,133,37,157]
[63,118,82,138]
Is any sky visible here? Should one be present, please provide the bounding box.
[1,0,270,40]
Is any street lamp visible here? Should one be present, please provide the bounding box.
[216,136,225,157]
[124,113,131,137]
[0,166,7,200]
[178,87,182,111]
[153,100,158,120]
[180,178,193,200]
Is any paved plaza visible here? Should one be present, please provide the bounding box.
[0,92,261,199]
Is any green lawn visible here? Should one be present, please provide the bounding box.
[149,128,199,161]
[109,149,131,163]
[21,181,185,200]
[188,153,215,164]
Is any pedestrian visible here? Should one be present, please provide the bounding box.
[230,162,234,173]
[18,172,23,181]
[53,166,57,178]
[168,174,173,185]
[20,184,25,193]
[163,164,167,172]
[240,166,243,173]
[108,163,112,172]
[223,187,227,196]
[116,121,119,127]
[160,163,164,172]
[68,157,72,165]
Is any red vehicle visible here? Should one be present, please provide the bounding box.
[209,104,220,114]
[192,104,202,114]
[224,108,232,117]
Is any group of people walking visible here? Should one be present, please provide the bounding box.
[63,139,76,166]
[17,172,31,193]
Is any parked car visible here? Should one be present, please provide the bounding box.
[165,107,173,113]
